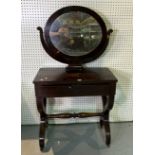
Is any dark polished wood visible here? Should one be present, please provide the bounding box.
[100,96,111,146]
[37,6,113,70]
[33,67,117,151]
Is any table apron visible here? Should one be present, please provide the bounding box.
[35,84,111,97]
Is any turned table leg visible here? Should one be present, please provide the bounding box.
[100,96,113,146]
[36,97,48,151]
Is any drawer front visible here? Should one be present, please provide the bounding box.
[36,84,110,97]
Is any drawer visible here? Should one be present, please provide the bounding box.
[36,84,110,97]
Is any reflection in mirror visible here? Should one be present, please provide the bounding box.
[49,11,102,56]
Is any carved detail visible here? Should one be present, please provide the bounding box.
[107,29,113,36]
[47,112,103,119]
[37,27,51,55]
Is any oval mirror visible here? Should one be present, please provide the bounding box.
[49,11,102,56]
[42,6,111,65]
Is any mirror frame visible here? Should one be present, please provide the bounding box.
[42,6,111,65]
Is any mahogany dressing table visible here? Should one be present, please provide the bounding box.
[33,6,118,151]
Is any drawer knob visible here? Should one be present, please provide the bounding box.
[68,86,72,89]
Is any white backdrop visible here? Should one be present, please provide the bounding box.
[21,0,132,124]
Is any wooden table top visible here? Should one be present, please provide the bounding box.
[33,67,118,85]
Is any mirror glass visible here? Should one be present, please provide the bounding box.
[49,11,102,56]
